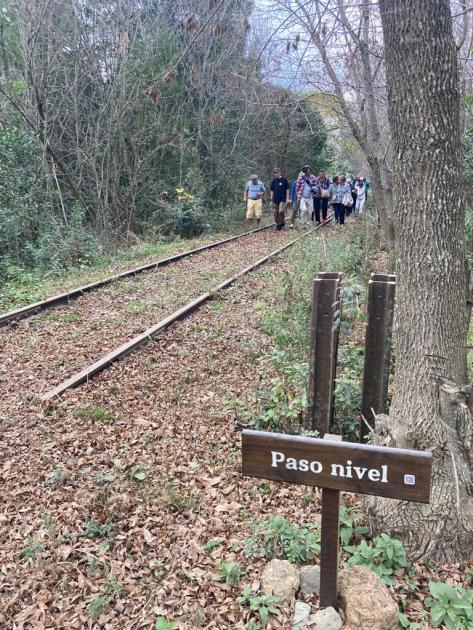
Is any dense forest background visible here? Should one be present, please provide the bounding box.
[0,0,330,278]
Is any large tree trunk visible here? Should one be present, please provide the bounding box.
[369,0,473,562]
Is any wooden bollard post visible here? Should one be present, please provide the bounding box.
[360,275,396,441]
[307,273,342,435]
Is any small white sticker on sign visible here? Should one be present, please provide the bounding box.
[404,474,416,485]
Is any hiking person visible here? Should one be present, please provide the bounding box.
[351,177,358,209]
[328,175,340,222]
[313,169,330,224]
[355,179,366,214]
[270,168,290,230]
[295,165,316,225]
[336,175,352,226]
[289,175,299,227]
[244,175,265,226]
[345,178,353,217]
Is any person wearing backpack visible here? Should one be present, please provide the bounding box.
[313,170,330,224]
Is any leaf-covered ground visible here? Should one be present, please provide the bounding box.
[0,229,293,400]
[1,224,468,629]
[1,228,328,628]
[0,222,274,313]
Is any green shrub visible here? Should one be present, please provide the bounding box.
[425,581,473,629]
[345,533,408,585]
[154,189,207,238]
[339,506,369,547]
[217,560,245,586]
[245,515,320,564]
[238,585,279,626]
[333,343,364,440]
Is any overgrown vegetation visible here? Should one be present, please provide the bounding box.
[244,515,320,564]
[0,0,330,279]
[232,216,378,440]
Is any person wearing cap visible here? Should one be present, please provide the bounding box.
[244,174,265,226]
[270,167,290,230]
[294,165,317,226]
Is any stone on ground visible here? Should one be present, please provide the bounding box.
[299,565,321,595]
[292,601,311,629]
[338,566,398,630]
[261,559,300,604]
[309,606,342,630]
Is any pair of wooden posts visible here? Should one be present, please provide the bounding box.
[307,271,396,440]
[242,271,432,610]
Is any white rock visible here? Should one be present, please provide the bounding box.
[309,606,343,630]
[299,565,321,595]
[292,601,311,628]
[261,559,300,604]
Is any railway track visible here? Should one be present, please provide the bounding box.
[1,218,331,406]
[0,222,274,327]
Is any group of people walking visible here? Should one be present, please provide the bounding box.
[243,166,369,230]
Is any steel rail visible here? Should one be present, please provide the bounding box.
[0,222,275,327]
[42,216,332,402]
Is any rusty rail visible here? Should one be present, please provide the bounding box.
[0,223,276,327]
[42,216,333,401]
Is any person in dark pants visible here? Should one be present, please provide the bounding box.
[270,168,290,230]
[289,175,300,226]
[335,175,352,226]
[313,170,330,224]
[351,177,358,211]
[328,175,339,222]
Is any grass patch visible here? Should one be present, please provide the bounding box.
[74,406,116,424]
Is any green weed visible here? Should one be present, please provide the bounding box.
[238,585,278,626]
[345,533,408,585]
[74,406,116,424]
[425,581,473,629]
[202,538,224,552]
[81,518,115,540]
[16,537,45,562]
[164,482,200,512]
[245,515,320,564]
[217,560,245,586]
[339,506,369,547]
[88,595,108,618]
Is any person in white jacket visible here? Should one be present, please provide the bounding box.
[355,179,366,214]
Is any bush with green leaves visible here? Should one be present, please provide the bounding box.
[230,349,308,433]
[153,188,207,239]
[333,343,364,440]
[425,581,473,629]
[244,515,320,564]
[217,560,245,586]
[238,585,279,626]
[339,506,369,547]
[345,533,408,585]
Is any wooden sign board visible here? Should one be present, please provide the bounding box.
[242,429,432,503]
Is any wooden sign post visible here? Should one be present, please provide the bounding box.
[241,429,432,608]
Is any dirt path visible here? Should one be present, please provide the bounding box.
[0,229,295,405]
[0,234,333,629]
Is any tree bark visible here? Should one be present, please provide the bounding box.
[369,0,473,562]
